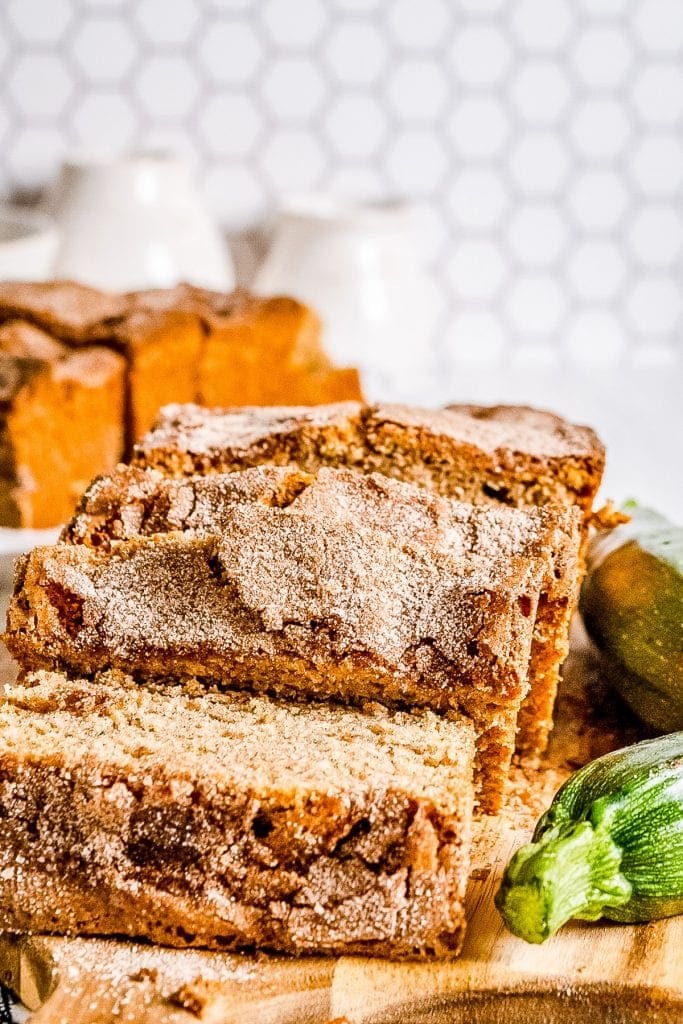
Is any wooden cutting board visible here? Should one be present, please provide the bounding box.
[1,633,681,1024]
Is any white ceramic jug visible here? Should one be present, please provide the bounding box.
[45,152,234,292]
[253,198,432,397]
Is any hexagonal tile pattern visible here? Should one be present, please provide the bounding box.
[261,59,327,121]
[7,55,74,119]
[449,97,510,159]
[510,134,571,194]
[571,27,632,88]
[632,65,683,126]
[386,61,448,122]
[628,207,682,266]
[261,130,327,191]
[135,0,199,45]
[198,94,262,156]
[260,0,327,48]
[506,276,567,335]
[510,62,572,124]
[631,342,678,367]
[72,93,139,149]
[324,23,388,86]
[387,0,451,50]
[633,0,683,53]
[566,311,624,367]
[511,0,574,52]
[135,56,200,120]
[70,18,138,83]
[577,0,629,15]
[570,99,631,160]
[450,24,511,87]
[567,241,627,301]
[5,0,72,44]
[324,96,387,159]
[197,19,263,84]
[448,169,508,230]
[386,131,448,195]
[446,241,507,301]
[626,277,682,334]
[410,202,451,264]
[0,0,680,379]
[567,170,629,230]
[507,205,568,266]
[446,311,506,366]
[631,136,683,194]
[324,163,386,201]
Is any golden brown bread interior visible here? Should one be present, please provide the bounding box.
[0,321,125,528]
[0,670,474,958]
[195,293,356,407]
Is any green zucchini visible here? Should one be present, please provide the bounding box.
[580,502,683,732]
[495,732,683,943]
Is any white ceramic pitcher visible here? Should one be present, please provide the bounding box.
[45,152,234,292]
[253,198,432,397]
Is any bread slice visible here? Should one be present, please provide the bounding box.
[134,401,604,526]
[10,466,559,811]
[0,670,474,958]
[136,401,594,760]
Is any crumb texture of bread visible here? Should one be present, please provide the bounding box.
[134,400,604,521]
[0,671,473,958]
[0,325,126,528]
[9,467,555,811]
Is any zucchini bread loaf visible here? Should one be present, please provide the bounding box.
[0,281,361,526]
[0,670,474,957]
[7,465,573,811]
[133,401,598,755]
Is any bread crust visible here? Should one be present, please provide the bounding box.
[0,672,473,958]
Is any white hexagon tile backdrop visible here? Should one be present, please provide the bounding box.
[0,0,682,403]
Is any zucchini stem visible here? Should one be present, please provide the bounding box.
[495,820,632,943]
